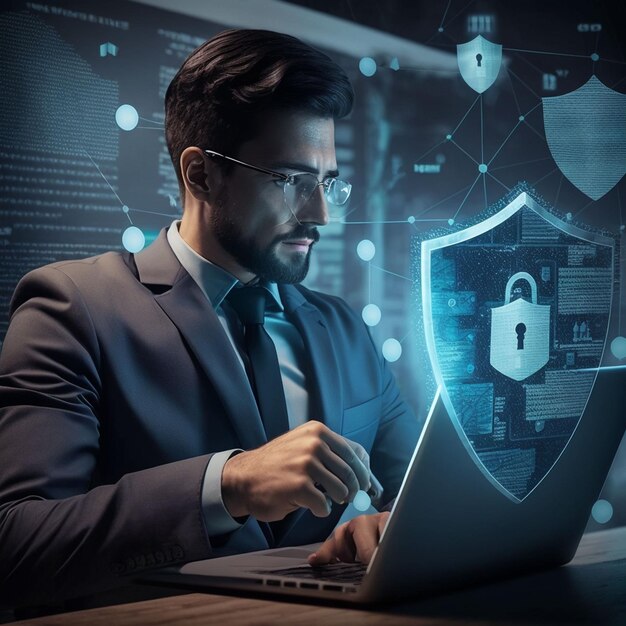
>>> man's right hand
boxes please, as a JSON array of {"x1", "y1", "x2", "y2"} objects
[{"x1": 221, "y1": 421, "x2": 371, "y2": 522}]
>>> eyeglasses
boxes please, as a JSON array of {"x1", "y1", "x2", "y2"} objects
[{"x1": 204, "y1": 149, "x2": 352, "y2": 222}]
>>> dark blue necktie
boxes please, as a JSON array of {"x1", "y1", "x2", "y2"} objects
[{"x1": 226, "y1": 287, "x2": 290, "y2": 441}]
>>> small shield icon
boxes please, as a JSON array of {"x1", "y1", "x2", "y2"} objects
[
  {"x1": 490, "y1": 272, "x2": 551, "y2": 381},
  {"x1": 457, "y1": 35, "x2": 502, "y2": 94},
  {"x1": 543, "y1": 75, "x2": 626, "y2": 200},
  {"x1": 420, "y1": 185, "x2": 616, "y2": 501}
]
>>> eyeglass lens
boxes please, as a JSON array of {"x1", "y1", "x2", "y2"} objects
[{"x1": 283, "y1": 173, "x2": 351, "y2": 219}]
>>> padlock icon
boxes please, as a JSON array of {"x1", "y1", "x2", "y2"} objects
[{"x1": 490, "y1": 272, "x2": 550, "y2": 381}]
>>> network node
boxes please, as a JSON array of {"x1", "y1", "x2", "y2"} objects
[
  {"x1": 448, "y1": 218, "x2": 455, "y2": 226},
  {"x1": 122, "y1": 205, "x2": 129, "y2": 213},
  {"x1": 611, "y1": 336, "x2": 626, "y2": 360},
  {"x1": 122, "y1": 226, "x2": 145, "y2": 253},
  {"x1": 389, "y1": 57, "x2": 400, "y2": 71},
  {"x1": 566, "y1": 212, "x2": 573, "y2": 221},
  {"x1": 590, "y1": 53, "x2": 600, "y2": 62},
  {"x1": 446, "y1": 134, "x2": 452, "y2": 141},
  {"x1": 591, "y1": 499, "x2": 613, "y2": 524},
  {"x1": 352, "y1": 490, "x2": 371, "y2": 512},
  {"x1": 438, "y1": 27, "x2": 444, "y2": 33},
  {"x1": 466, "y1": 363, "x2": 475, "y2": 374},
  {"x1": 407, "y1": 215, "x2": 416, "y2": 224},
  {"x1": 519, "y1": 115, "x2": 525, "y2": 122},
  {"x1": 362, "y1": 304, "x2": 382, "y2": 327},
  {"x1": 478, "y1": 163, "x2": 488, "y2": 174},
  {"x1": 621, "y1": 224, "x2": 625, "y2": 232},
  {"x1": 382, "y1": 338, "x2": 402, "y2": 362},
  {"x1": 115, "y1": 104, "x2": 139, "y2": 131},
  {"x1": 359, "y1": 57, "x2": 377, "y2": 77},
  {"x1": 356, "y1": 239, "x2": 376, "y2": 261}
]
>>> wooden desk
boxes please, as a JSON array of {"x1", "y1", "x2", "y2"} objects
[{"x1": 15, "y1": 527, "x2": 626, "y2": 625}]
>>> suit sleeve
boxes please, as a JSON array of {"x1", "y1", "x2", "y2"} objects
[{"x1": 0, "y1": 267, "x2": 213, "y2": 608}]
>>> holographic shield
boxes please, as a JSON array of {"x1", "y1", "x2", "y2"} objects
[
  {"x1": 457, "y1": 35, "x2": 502, "y2": 94},
  {"x1": 421, "y1": 189, "x2": 615, "y2": 501},
  {"x1": 543, "y1": 75, "x2": 626, "y2": 200}
]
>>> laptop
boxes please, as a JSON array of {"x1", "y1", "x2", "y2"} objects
[{"x1": 141, "y1": 367, "x2": 625, "y2": 604}]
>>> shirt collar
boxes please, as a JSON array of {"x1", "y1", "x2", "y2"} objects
[{"x1": 166, "y1": 220, "x2": 283, "y2": 311}]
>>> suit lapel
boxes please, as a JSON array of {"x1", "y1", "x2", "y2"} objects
[{"x1": 134, "y1": 230, "x2": 267, "y2": 450}]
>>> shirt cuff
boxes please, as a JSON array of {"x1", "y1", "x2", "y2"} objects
[{"x1": 201, "y1": 449, "x2": 246, "y2": 536}]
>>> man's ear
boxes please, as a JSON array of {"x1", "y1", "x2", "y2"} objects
[{"x1": 180, "y1": 147, "x2": 221, "y2": 203}]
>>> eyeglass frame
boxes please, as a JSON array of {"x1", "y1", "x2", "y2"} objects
[{"x1": 203, "y1": 149, "x2": 351, "y2": 221}]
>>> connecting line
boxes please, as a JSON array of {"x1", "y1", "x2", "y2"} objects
[
  {"x1": 370, "y1": 264, "x2": 414, "y2": 283},
  {"x1": 506, "y1": 67, "x2": 539, "y2": 99},
  {"x1": 487, "y1": 119, "x2": 521, "y2": 166},
  {"x1": 129, "y1": 207, "x2": 181, "y2": 218},
  {"x1": 486, "y1": 170, "x2": 511, "y2": 192},
  {"x1": 480, "y1": 95, "x2": 484, "y2": 165},
  {"x1": 139, "y1": 117, "x2": 163, "y2": 125},
  {"x1": 136, "y1": 126, "x2": 165, "y2": 130},
  {"x1": 573, "y1": 196, "x2": 596, "y2": 218},
  {"x1": 413, "y1": 140, "x2": 446, "y2": 165},
  {"x1": 82, "y1": 149, "x2": 132, "y2": 225},
  {"x1": 342, "y1": 220, "x2": 413, "y2": 225},
  {"x1": 531, "y1": 166, "x2": 560, "y2": 187},
  {"x1": 450, "y1": 138, "x2": 479, "y2": 165},
  {"x1": 451, "y1": 94, "x2": 481, "y2": 136},
  {"x1": 503, "y1": 47, "x2": 592, "y2": 59},
  {"x1": 505, "y1": 68, "x2": 522, "y2": 116},
  {"x1": 554, "y1": 173, "x2": 564, "y2": 208},
  {"x1": 521, "y1": 117, "x2": 547, "y2": 143},
  {"x1": 452, "y1": 173, "x2": 481, "y2": 221},
  {"x1": 483, "y1": 172, "x2": 488, "y2": 209},
  {"x1": 437, "y1": 0, "x2": 452, "y2": 31},
  {"x1": 491, "y1": 156, "x2": 553, "y2": 172},
  {"x1": 416, "y1": 181, "x2": 477, "y2": 217}
]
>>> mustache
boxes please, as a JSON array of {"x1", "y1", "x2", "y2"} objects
[{"x1": 276, "y1": 226, "x2": 320, "y2": 244}]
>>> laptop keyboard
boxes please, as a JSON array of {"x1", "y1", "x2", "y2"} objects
[{"x1": 255, "y1": 561, "x2": 367, "y2": 585}]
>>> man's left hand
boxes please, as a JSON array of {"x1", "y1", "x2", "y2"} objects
[{"x1": 307, "y1": 511, "x2": 390, "y2": 566}]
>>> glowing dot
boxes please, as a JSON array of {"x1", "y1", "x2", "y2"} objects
[
  {"x1": 448, "y1": 298, "x2": 456, "y2": 308},
  {"x1": 436, "y1": 153, "x2": 446, "y2": 164},
  {"x1": 122, "y1": 226, "x2": 145, "y2": 253},
  {"x1": 535, "y1": 420, "x2": 545, "y2": 433},
  {"x1": 382, "y1": 338, "x2": 402, "y2": 362},
  {"x1": 389, "y1": 57, "x2": 400, "y2": 71},
  {"x1": 566, "y1": 212, "x2": 573, "y2": 221},
  {"x1": 115, "y1": 104, "x2": 139, "y2": 131},
  {"x1": 478, "y1": 163, "x2": 488, "y2": 173},
  {"x1": 519, "y1": 115, "x2": 525, "y2": 122},
  {"x1": 591, "y1": 499, "x2": 613, "y2": 524},
  {"x1": 438, "y1": 27, "x2": 444, "y2": 32},
  {"x1": 362, "y1": 304, "x2": 382, "y2": 327},
  {"x1": 448, "y1": 218, "x2": 455, "y2": 226},
  {"x1": 357, "y1": 239, "x2": 375, "y2": 261},
  {"x1": 359, "y1": 57, "x2": 377, "y2": 77},
  {"x1": 446, "y1": 134, "x2": 452, "y2": 141},
  {"x1": 591, "y1": 53, "x2": 600, "y2": 62},
  {"x1": 122, "y1": 204, "x2": 129, "y2": 213},
  {"x1": 620, "y1": 224, "x2": 625, "y2": 232},
  {"x1": 353, "y1": 490, "x2": 371, "y2": 512},
  {"x1": 407, "y1": 215, "x2": 416, "y2": 224},
  {"x1": 466, "y1": 363, "x2": 475, "y2": 374}
]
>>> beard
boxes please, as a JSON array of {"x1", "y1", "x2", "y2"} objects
[{"x1": 211, "y1": 191, "x2": 320, "y2": 284}]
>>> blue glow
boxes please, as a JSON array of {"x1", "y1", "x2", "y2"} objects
[
  {"x1": 611, "y1": 336, "x2": 626, "y2": 360},
  {"x1": 389, "y1": 57, "x2": 400, "y2": 71},
  {"x1": 359, "y1": 57, "x2": 377, "y2": 77},
  {"x1": 352, "y1": 490, "x2": 371, "y2": 512},
  {"x1": 382, "y1": 338, "x2": 402, "y2": 362},
  {"x1": 115, "y1": 104, "x2": 139, "y2": 131},
  {"x1": 519, "y1": 115, "x2": 525, "y2": 121},
  {"x1": 122, "y1": 204, "x2": 129, "y2": 213},
  {"x1": 446, "y1": 134, "x2": 452, "y2": 140},
  {"x1": 357, "y1": 239, "x2": 376, "y2": 261},
  {"x1": 408, "y1": 215, "x2": 416, "y2": 224},
  {"x1": 122, "y1": 226, "x2": 145, "y2": 253},
  {"x1": 478, "y1": 163, "x2": 488, "y2": 173},
  {"x1": 436, "y1": 153, "x2": 446, "y2": 164},
  {"x1": 591, "y1": 53, "x2": 600, "y2": 62},
  {"x1": 591, "y1": 499, "x2": 613, "y2": 524},
  {"x1": 448, "y1": 218, "x2": 455, "y2": 226},
  {"x1": 362, "y1": 303, "x2": 382, "y2": 327}
]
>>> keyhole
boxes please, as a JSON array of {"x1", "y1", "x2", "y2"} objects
[
  {"x1": 516, "y1": 323, "x2": 527, "y2": 350},
  {"x1": 476, "y1": 53, "x2": 483, "y2": 67}
]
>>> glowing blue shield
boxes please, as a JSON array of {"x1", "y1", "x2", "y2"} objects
[
  {"x1": 457, "y1": 35, "x2": 502, "y2": 94},
  {"x1": 543, "y1": 75, "x2": 626, "y2": 200},
  {"x1": 420, "y1": 187, "x2": 615, "y2": 501}
]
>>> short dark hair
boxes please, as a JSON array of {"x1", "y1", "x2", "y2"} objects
[{"x1": 165, "y1": 29, "x2": 354, "y2": 205}]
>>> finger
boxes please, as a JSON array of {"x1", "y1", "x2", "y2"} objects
[
  {"x1": 320, "y1": 430, "x2": 371, "y2": 492},
  {"x1": 344, "y1": 437, "x2": 371, "y2": 471},
  {"x1": 309, "y1": 460, "x2": 350, "y2": 504},
  {"x1": 292, "y1": 481, "x2": 332, "y2": 518},
  {"x1": 308, "y1": 522, "x2": 356, "y2": 565},
  {"x1": 352, "y1": 516, "x2": 380, "y2": 564},
  {"x1": 317, "y1": 443, "x2": 361, "y2": 501}
]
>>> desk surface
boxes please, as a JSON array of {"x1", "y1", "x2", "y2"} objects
[{"x1": 16, "y1": 526, "x2": 626, "y2": 626}]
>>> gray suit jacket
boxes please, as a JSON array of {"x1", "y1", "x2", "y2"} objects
[{"x1": 0, "y1": 230, "x2": 419, "y2": 608}]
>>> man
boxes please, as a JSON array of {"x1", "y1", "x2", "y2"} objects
[{"x1": 0, "y1": 29, "x2": 418, "y2": 611}]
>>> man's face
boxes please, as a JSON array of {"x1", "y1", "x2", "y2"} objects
[{"x1": 209, "y1": 110, "x2": 337, "y2": 284}]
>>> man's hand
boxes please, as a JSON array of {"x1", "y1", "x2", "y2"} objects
[
  {"x1": 307, "y1": 512, "x2": 390, "y2": 566},
  {"x1": 221, "y1": 421, "x2": 371, "y2": 522}
]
